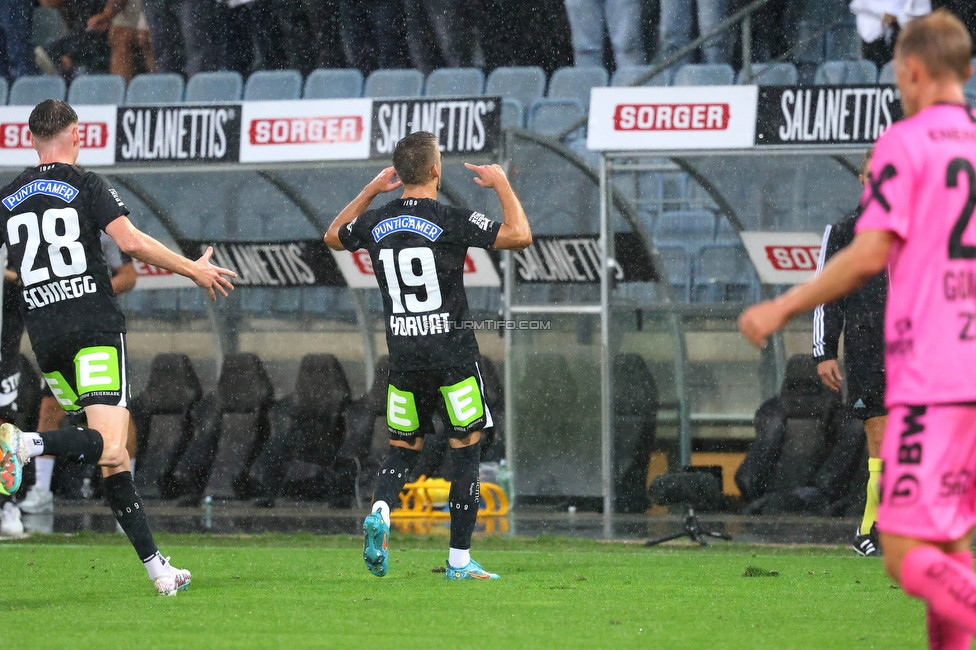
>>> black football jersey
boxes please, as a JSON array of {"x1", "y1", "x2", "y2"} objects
[
  {"x1": 338, "y1": 198, "x2": 500, "y2": 370},
  {"x1": 0, "y1": 163, "x2": 127, "y2": 345}
]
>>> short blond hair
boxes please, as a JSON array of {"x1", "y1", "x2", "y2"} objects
[{"x1": 895, "y1": 9, "x2": 973, "y2": 82}]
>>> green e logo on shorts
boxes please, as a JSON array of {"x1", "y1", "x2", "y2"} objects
[
  {"x1": 440, "y1": 376, "x2": 484, "y2": 427},
  {"x1": 42, "y1": 372, "x2": 81, "y2": 412},
  {"x1": 388, "y1": 385, "x2": 420, "y2": 432},
  {"x1": 75, "y1": 346, "x2": 121, "y2": 395}
]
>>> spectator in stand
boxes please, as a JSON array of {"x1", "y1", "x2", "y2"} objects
[
  {"x1": 223, "y1": 0, "x2": 288, "y2": 75},
  {"x1": 403, "y1": 0, "x2": 478, "y2": 74},
  {"x1": 850, "y1": 0, "x2": 931, "y2": 69},
  {"x1": 339, "y1": 0, "x2": 411, "y2": 76},
  {"x1": 39, "y1": 0, "x2": 111, "y2": 81},
  {"x1": 474, "y1": 0, "x2": 573, "y2": 74},
  {"x1": 275, "y1": 0, "x2": 345, "y2": 74},
  {"x1": 564, "y1": 0, "x2": 646, "y2": 68},
  {"x1": 142, "y1": 0, "x2": 222, "y2": 76},
  {"x1": 659, "y1": 0, "x2": 730, "y2": 64},
  {"x1": 86, "y1": 0, "x2": 156, "y2": 82},
  {"x1": 750, "y1": 0, "x2": 805, "y2": 63},
  {"x1": 0, "y1": 0, "x2": 39, "y2": 81}
]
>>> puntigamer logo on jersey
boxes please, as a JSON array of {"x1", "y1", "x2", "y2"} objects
[
  {"x1": 116, "y1": 105, "x2": 242, "y2": 163},
  {"x1": 371, "y1": 216, "x2": 443, "y2": 242},
  {"x1": 2, "y1": 180, "x2": 79, "y2": 210}
]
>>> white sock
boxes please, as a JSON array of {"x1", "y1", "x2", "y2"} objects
[
  {"x1": 449, "y1": 548, "x2": 470, "y2": 568},
  {"x1": 143, "y1": 552, "x2": 170, "y2": 580},
  {"x1": 129, "y1": 458, "x2": 136, "y2": 478},
  {"x1": 372, "y1": 501, "x2": 391, "y2": 527},
  {"x1": 25, "y1": 433, "x2": 44, "y2": 459},
  {"x1": 33, "y1": 457, "x2": 54, "y2": 492}
]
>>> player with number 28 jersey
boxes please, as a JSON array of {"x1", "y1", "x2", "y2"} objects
[{"x1": 0, "y1": 163, "x2": 126, "y2": 345}]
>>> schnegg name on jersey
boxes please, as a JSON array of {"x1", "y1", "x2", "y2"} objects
[{"x1": 23, "y1": 275, "x2": 98, "y2": 311}]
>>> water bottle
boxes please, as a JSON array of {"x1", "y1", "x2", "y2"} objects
[
  {"x1": 80, "y1": 478, "x2": 93, "y2": 499},
  {"x1": 496, "y1": 460, "x2": 513, "y2": 504},
  {"x1": 202, "y1": 496, "x2": 213, "y2": 530}
]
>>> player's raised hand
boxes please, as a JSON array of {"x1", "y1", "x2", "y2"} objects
[
  {"x1": 193, "y1": 246, "x2": 237, "y2": 301},
  {"x1": 366, "y1": 166, "x2": 402, "y2": 195},
  {"x1": 465, "y1": 163, "x2": 511, "y2": 190},
  {"x1": 739, "y1": 301, "x2": 790, "y2": 348}
]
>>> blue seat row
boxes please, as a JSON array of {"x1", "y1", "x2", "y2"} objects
[{"x1": 618, "y1": 243, "x2": 759, "y2": 304}]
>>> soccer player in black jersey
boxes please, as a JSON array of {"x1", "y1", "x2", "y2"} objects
[
  {"x1": 0, "y1": 100, "x2": 236, "y2": 595},
  {"x1": 813, "y1": 150, "x2": 888, "y2": 558},
  {"x1": 325, "y1": 131, "x2": 531, "y2": 580}
]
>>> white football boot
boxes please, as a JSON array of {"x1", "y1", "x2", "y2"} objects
[
  {"x1": 19, "y1": 484, "x2": 54, "y2": 514},
  {"x1": 153, "y1": 558, "x2": 192, "y2": 596}
]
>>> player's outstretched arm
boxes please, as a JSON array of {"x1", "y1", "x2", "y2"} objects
[
  {"x1": 324, "y1": 166, "x2": 402, "y2": 250},
  {"x1": 464, "y1": 163, "x2": 532, "y2": 251},
  {"x1": 739, "y1": 229, "x2": 894, "y2": 348},
  {"x1": 104, "y1": 216, "x2": 237, "y2": 301}
]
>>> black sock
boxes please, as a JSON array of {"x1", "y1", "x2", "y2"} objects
[
  {"x1": 39, "y1": 426, "x2": 103, "y2": 464},
  {"x1": 373, "y1": 446, "x2": 421, "y2": 507},
  {"x1": 449, "y1": 442, "x2": 481, "y2": 551},
  {"x1": 104, "y1": 472, "x2": 159, "y2": 562}
]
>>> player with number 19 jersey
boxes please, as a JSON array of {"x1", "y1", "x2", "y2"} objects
[
  {"x1": 0, "y1": 163, "x2": 126, "y2": 346},
  {"x1": 857, "y1": 103, "x2": 976, "y2": 541},
  {"x1": 339, "y1": 198, "x2": 500, "y2": 370}
]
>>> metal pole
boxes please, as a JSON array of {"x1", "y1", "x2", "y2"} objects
[
  {"x1": 502, "y1": 129, "x2": 517, "y2": 512},
  {"x1": 741, "y1": 14, "x2": 753, "y2": 84},
  {"x1": 599, "y1": 154, "x2": 614, "y2": 519}
]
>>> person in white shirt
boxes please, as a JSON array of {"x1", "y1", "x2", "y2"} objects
[{"x1": 850, "y1": 0, "x2": 931, "y2": 68}]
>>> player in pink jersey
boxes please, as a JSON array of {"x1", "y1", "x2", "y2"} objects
[{"x1": 740, "y1": 10, "x2": 976, "y2": 649}]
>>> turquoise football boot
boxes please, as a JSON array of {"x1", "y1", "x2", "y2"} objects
[
  {"x1": 363, "y1": 512, "x2": 390, "y2": 577},
  {"x1": 445, "y1": 559, "x2": 499, "y2": 580}
]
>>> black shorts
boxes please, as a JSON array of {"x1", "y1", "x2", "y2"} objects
[
  {"x1": 386, "y1": 361, "x2": 493, "y2": 441},
  {"x1": 847, "y1": 359, "x2": 887, "y2": 420},
  {"x1": 33, "y1": 331, "x2": 130, "y2": 413}
]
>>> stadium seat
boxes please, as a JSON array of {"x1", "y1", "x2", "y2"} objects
[
  {"x1": 693, "y1": 244, "x2": 758, "y2": 303},
  {"x1": 612, "y1": 353, "x2": 659, "y2": 513},
  {"x1": 31, "y1": 7, "x2": 65, "y2": 47},
  {"x1": 501, "y1": 98, "x2": 525, "y2": 128},
  {"x1": 244, "y1": 69, "x2": 303, "y2": 101},
  {"x1": 715, "y1": 219, "x2": 740, "y2": 244},
  {"x1": 364, "y1": 69, "x2": 424, "y2": 98},
  {"x1": 248, "y1": 354, "x2": 352, "y2": 505},
  {"x1": 424, "y1": 67, "x2": 484, "y2": 96},
  {"x1": 125, "y1": 73, "x2": 184, "y2": 104},
  {"x1": 653, "y1": 210, "x2": 716, "y2": 249},
  {"x1": 814, "y1": 61, "x2": 878, "y2": 85},
  {"x1": 826, "y1": 22, "x2": 862, "y2": 61},
  {"x1": 0, "y1": 78, "x2": 7, "y2": 106},
  {"x1": 653, "y1": 245, "x2": 692, "y2": 302},
  {"x1": 528, "y1": 99, "x2": 585, "y2": 141},
  {"x1": 67, "y1": 74, "x2": 125, "y2": 105},
  {"x1": 336, "y1": 356, "x2": 391, "y2": 505},
  {"x1": 9, "y1": 75, "x2": 66, "y2": 105},
  {"x1": 673, "y1": 64, "x2": 735, "y2": 87},
  {"x1": 611, "y1": 65, "x2": 670, "y2": 87},
  {"x1": 794, "y1": 20, "x2": 826, "y2": 65},
  {"x1": 736, "y1": 355, "x2": 843, "y2": 512},
  {"x1": 175, "y1": 353, "x2": 275, "y2": 501},
  {"x1": 185, "y1": 71, "x2": 243, "y2": 102},
  {"x1": 303, "y1": 68, "x2": 363, "y2": 99},
  {"x1": 130, "y1": 354, "x2": 203, "y2": 499},
  {"x1": 486, "y1": 66, "x2": 547, "y2": 106},
  {"x1": 737, "y1": 63, "x2": 798, "y2": 86},
  {"x1": 548, "y1": 66, "x2": 608, "y2": 109},
  {"x1": 878, "y1": 60, "x2": 895, "y2": 84}
]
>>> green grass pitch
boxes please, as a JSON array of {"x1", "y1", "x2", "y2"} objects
[{"x1": 1, "y1": 533, "x2": 922, "y2": 649}]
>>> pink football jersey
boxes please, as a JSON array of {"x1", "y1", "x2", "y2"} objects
[{"x1": 856, "y1": 103, "x2": 976, "y2": 406}]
